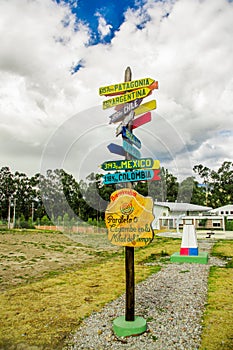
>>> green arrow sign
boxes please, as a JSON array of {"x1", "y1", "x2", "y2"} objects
[{"x1": 100, "y1": 158, "x2": 156, "y2": 171}]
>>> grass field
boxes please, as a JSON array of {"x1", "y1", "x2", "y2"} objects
[
  {"x1": 0, "y1": 229, "x2": 180, "y2": 349},
  {"x1": 1, "y1": 229, "x2": 232, "y2": 350},
  {"x1": 200, "y1": 240, "x2": 233, "y2": 350}
]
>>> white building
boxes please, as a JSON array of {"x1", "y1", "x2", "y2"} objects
[
  {"x1": 152, "y1": 202, "x2": 225, "y2": 230},
  {"x1": 209, "y1": 204, "x2": 233, "y2": 216}
]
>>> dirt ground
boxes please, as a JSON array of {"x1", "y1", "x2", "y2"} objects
[{"x1": 0, "y1": 229, "x2": 121, "y2": 291}]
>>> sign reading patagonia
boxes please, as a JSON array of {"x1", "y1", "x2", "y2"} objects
[
  {"x1": 99, "y1": 78, "x2": 154, "y2": 95},
  {"x1": 105, "y1": 188, "x2": 154, "y2": 247}
]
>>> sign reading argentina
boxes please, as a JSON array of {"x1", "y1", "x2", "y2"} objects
[
  {"x1": 103, "y1": 87, "x2": 151, "y2": 110},
  {"x1": 103, "y1": 169, "x2": 154, "y2": 185}
]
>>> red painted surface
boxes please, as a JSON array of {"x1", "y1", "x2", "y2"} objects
[
  {"x1": 132, "y1": 112, "x2": 151, "y2": 129},
  {"x1": 180, "y1": 248, "x2": 189, "y2": 255}
]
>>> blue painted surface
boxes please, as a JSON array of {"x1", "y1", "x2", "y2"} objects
[
  {"x1": 107, "y1": 143, "x2": 125, "y2": 156},
  {"x1": 189, "y1": 248, "x2": 199, "y2": 256},
  {"x1": 122, "y1": 140, "x2": 141, "y2": 159},
  {"x1": 122, "y1": 127, "x2": 141, "y2": 149}
]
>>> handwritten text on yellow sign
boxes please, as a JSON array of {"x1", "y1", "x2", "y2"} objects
[{"x1": 105, "y1": 188, "x2": 155, "y2": 247}]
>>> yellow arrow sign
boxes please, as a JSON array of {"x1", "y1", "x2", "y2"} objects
[
  {"x1": 103, "y1": 87, "x2": 151, "y2": 110},
  {"x1": 152, "y1": 160, "x2": 160, "y2": 169},
  {"x1": 134, "y1": 99, "x2": 157, "y2": 116},
  {"x1": 99, "y1": 78, "x2": 154, "y2": 96}
]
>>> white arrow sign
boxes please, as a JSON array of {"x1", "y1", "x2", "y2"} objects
[{"x1": 116, "y1": 111, "x2": 135, "y2": 136}]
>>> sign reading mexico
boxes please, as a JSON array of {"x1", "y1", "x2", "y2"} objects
[{"x1": 105, "y1": 188, "x2": 154, "y2": 247}]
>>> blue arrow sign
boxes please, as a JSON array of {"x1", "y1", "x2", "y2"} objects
[
  {"x1": 107, "y1": 143, "x2": 125, "y2": 156},
  {"x1": 122, "y1": 139, "x2": 141, "y2": 159},
  {"x1": 103, "y1": 169, "x2": 154, "y2": 184},
  {"x1": 122, "y1": 126, "x2": 141, "y2": 149}
]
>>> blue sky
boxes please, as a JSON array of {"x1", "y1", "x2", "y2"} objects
[
  {"x1": 58, "y1": 0, "x2": 145, "y2": 45},
  {"x1": 0, "y1": 0, "x2": 232, "y2": 182}
]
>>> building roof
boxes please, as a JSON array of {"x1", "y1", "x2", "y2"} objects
[
  {"x1": 154, "y1": 202, "x2": 212, "y2": 212},
  {"x1": 209, "y1": 204, "x2": 233, "y2": 212}
]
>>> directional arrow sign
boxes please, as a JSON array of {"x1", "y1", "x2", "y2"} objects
[
  {"x1": 100, "y1": 158, "x2": 158, "y2": 171},
  {"x1": 151, "y1": 169, "x2": 161, "y2": 181},
  {"x1": 109, "y1": 99, "x2": 142, "y2": 124},
  {"x1": 115, "y1": 114, "x2": 133, "y2": 136},
  {"x1": 99, "y1": 78, "x2": 155, "y2": 96},
  {"x1": 103, "y1": 87, "x2": 151, "y2": 110},
  {"x1": 132, "y1": 112, "x2": 152, "y2": 129},
  {"x1": 103, "y1": 169, "x2": 154, "y2": 185},
  {"x1": 134, "y1": 100, "x2": 156, "y2": 117},
  {"x1": 122, "y1": 126, "x2": 141, "y2": 149},
  {"x1": 107, "y1": 143, "x2": 125, "y2": 156},
  {"x1": 122, "y1": 139, "x2": 141, "y2": 159}
]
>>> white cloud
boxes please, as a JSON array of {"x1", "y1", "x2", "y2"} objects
[
  {"x1": 96, "y1": 12, "x2": 112, "y2": 39},
  {"x1": 0, "y1": 0, "x2": 232, "y2": 180}
]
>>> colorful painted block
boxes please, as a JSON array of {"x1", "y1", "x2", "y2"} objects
[
  {"x1": 180, "y1": 247, "x2": 189, "y2": 256},
  {"x1": 189, "y1": 247, "x2": 199, "y2": 256},
  {"x1": 180, "y1": 225, "x2": 198, "y2": 256}
]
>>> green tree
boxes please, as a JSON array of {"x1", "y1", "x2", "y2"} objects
[
  {"x1": 0, "y1": 167, "x2": 15, "y2": 219},
  {"x1": 193, "y1": 161, "x2": 233, "y2": 207}
]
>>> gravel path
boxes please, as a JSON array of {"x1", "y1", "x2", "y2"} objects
[{"x1": 63, "y1": 241, "x2": 225, "y2": 350}]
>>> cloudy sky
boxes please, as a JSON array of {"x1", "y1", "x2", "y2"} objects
[{"x1": 0, "y1": 0, "x2": 233, "y2": 182}]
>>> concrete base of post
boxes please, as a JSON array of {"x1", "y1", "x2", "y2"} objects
[
  {"x1": 170, "y1": 252, "x2": 208, "y2": 264},
  {"x1": 113, "y1": 316, "x2": 147, "y2": 337}
]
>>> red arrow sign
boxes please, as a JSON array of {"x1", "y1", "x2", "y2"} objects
[
  {"x1": 132, "y1": 112, "x2": 152, "y2": 129},
  {"x1": 151, "y1": 169, "x2": 161, "y2": 181}
]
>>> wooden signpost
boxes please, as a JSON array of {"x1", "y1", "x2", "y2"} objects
[{"x1": 99, "y1": 67, "x2": 159, "y2": 337}]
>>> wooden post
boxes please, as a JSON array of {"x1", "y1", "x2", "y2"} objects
[{"x1": 124, "y1": 66, "x2": 135, "y2": 322}]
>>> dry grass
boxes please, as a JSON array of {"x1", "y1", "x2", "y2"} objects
[
  {"x1": 200, "y1": 240, "x2": 233, "y2": 350},
  {"x1": 0, "y1": 230, "x2": 180, "y2": 349}
]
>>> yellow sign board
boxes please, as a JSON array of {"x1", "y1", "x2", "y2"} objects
[
  {"x1": 105, "y1": 188, "x2": 154, "y2": 247},
  {"x1": 99, "y1": 78, "x2": 154, "y2": 96},
  {"x1": 134, "y1": 99, "x2": 157, "y2": 116},
  {"x1": 103, "y1": 88, "x2": 151, "y2": 110},
  {"x1": 152, "y1": 160, "x2": 160, "y2": 169}
]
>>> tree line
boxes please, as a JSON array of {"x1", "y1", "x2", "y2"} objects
[{"x1": 0, "y1": 161, "x2": 232, "y2": 227}]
